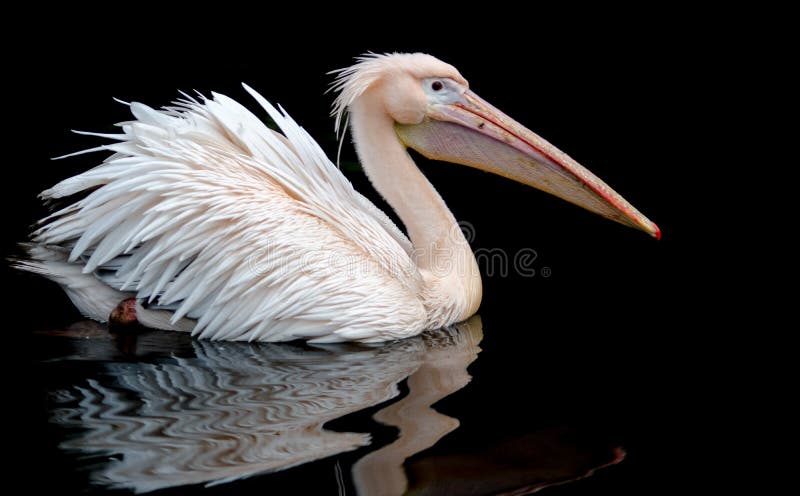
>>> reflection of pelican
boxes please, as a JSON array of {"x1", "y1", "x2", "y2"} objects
[
  {"x1": 352, "y1": 323, "x2": 482, "y2": 495},
  {"x1": 50, "y1": 318, "x2": 483, "y2": 493}
]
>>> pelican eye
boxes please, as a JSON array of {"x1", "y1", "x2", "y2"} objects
[{"x1": 431, "y1": 80, "x2": 444, "y2": 91}]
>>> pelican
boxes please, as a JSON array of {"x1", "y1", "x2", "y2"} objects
[{"x1": 17, "y1": 53, "x2": 659, "y2": 343}]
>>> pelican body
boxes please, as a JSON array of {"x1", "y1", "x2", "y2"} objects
[{"x1": 18, "y1": 53, "x2": 659, "y2": 342}]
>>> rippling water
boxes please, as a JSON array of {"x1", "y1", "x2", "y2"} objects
[{"x1": 29, "y1": 316, "x2": 624, "y2": 495}]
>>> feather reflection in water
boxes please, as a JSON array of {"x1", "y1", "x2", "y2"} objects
[{"x1": 50, "y1": 317, "x2": 483, "y2": 493}]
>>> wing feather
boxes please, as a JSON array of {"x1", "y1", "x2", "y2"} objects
[{"x1": 27, "y1": 86, "x2": 425, "y2": 342}]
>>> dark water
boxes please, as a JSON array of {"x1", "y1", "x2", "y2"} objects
[
  {"x1": 16, "y1": 304, "x2": 684, "y2": 496},
  {"x1": 3, "y1": 21, "x2": 719, "y2": 494}
]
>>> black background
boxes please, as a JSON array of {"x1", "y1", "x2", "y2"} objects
[{"x1": 2, "y1": 7, "x2": 754, "y2": 495}]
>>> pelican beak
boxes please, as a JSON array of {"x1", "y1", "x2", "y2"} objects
[{"x1": 396, "y1": 89, "x2": 660, "y2": 239}]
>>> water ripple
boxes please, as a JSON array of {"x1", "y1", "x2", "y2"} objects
[{"x1": 49, "y1": 318, "x2": 483, "y2": 493}]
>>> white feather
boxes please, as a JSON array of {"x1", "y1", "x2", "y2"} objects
[{"x1": 24, "y1": 86, "x2": 426, "y2": 342}]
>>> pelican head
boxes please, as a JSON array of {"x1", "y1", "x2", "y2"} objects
[{"x1": 333, "y1": 53, "x2": 659, "y2": 238}]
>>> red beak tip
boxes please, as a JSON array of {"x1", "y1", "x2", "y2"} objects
[{"x1": 653, "y1": 225, "x2": 662, "y2": 240}]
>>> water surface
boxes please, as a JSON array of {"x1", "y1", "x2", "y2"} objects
[{"x1": 28, "y1": 316, "x2": 627, "y2": 495}]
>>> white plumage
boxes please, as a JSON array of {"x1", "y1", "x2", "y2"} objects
[
  {"x1": 19, "y1": 53, "x2": 659, "y2": 343},
  {"x1": 26, "y1": 86, "x2": 426, "y2": 342}
]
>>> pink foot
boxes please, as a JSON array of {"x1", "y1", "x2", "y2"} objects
[{"x1": 109, "y1": 298, "x2": 140, "y2": 332}]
